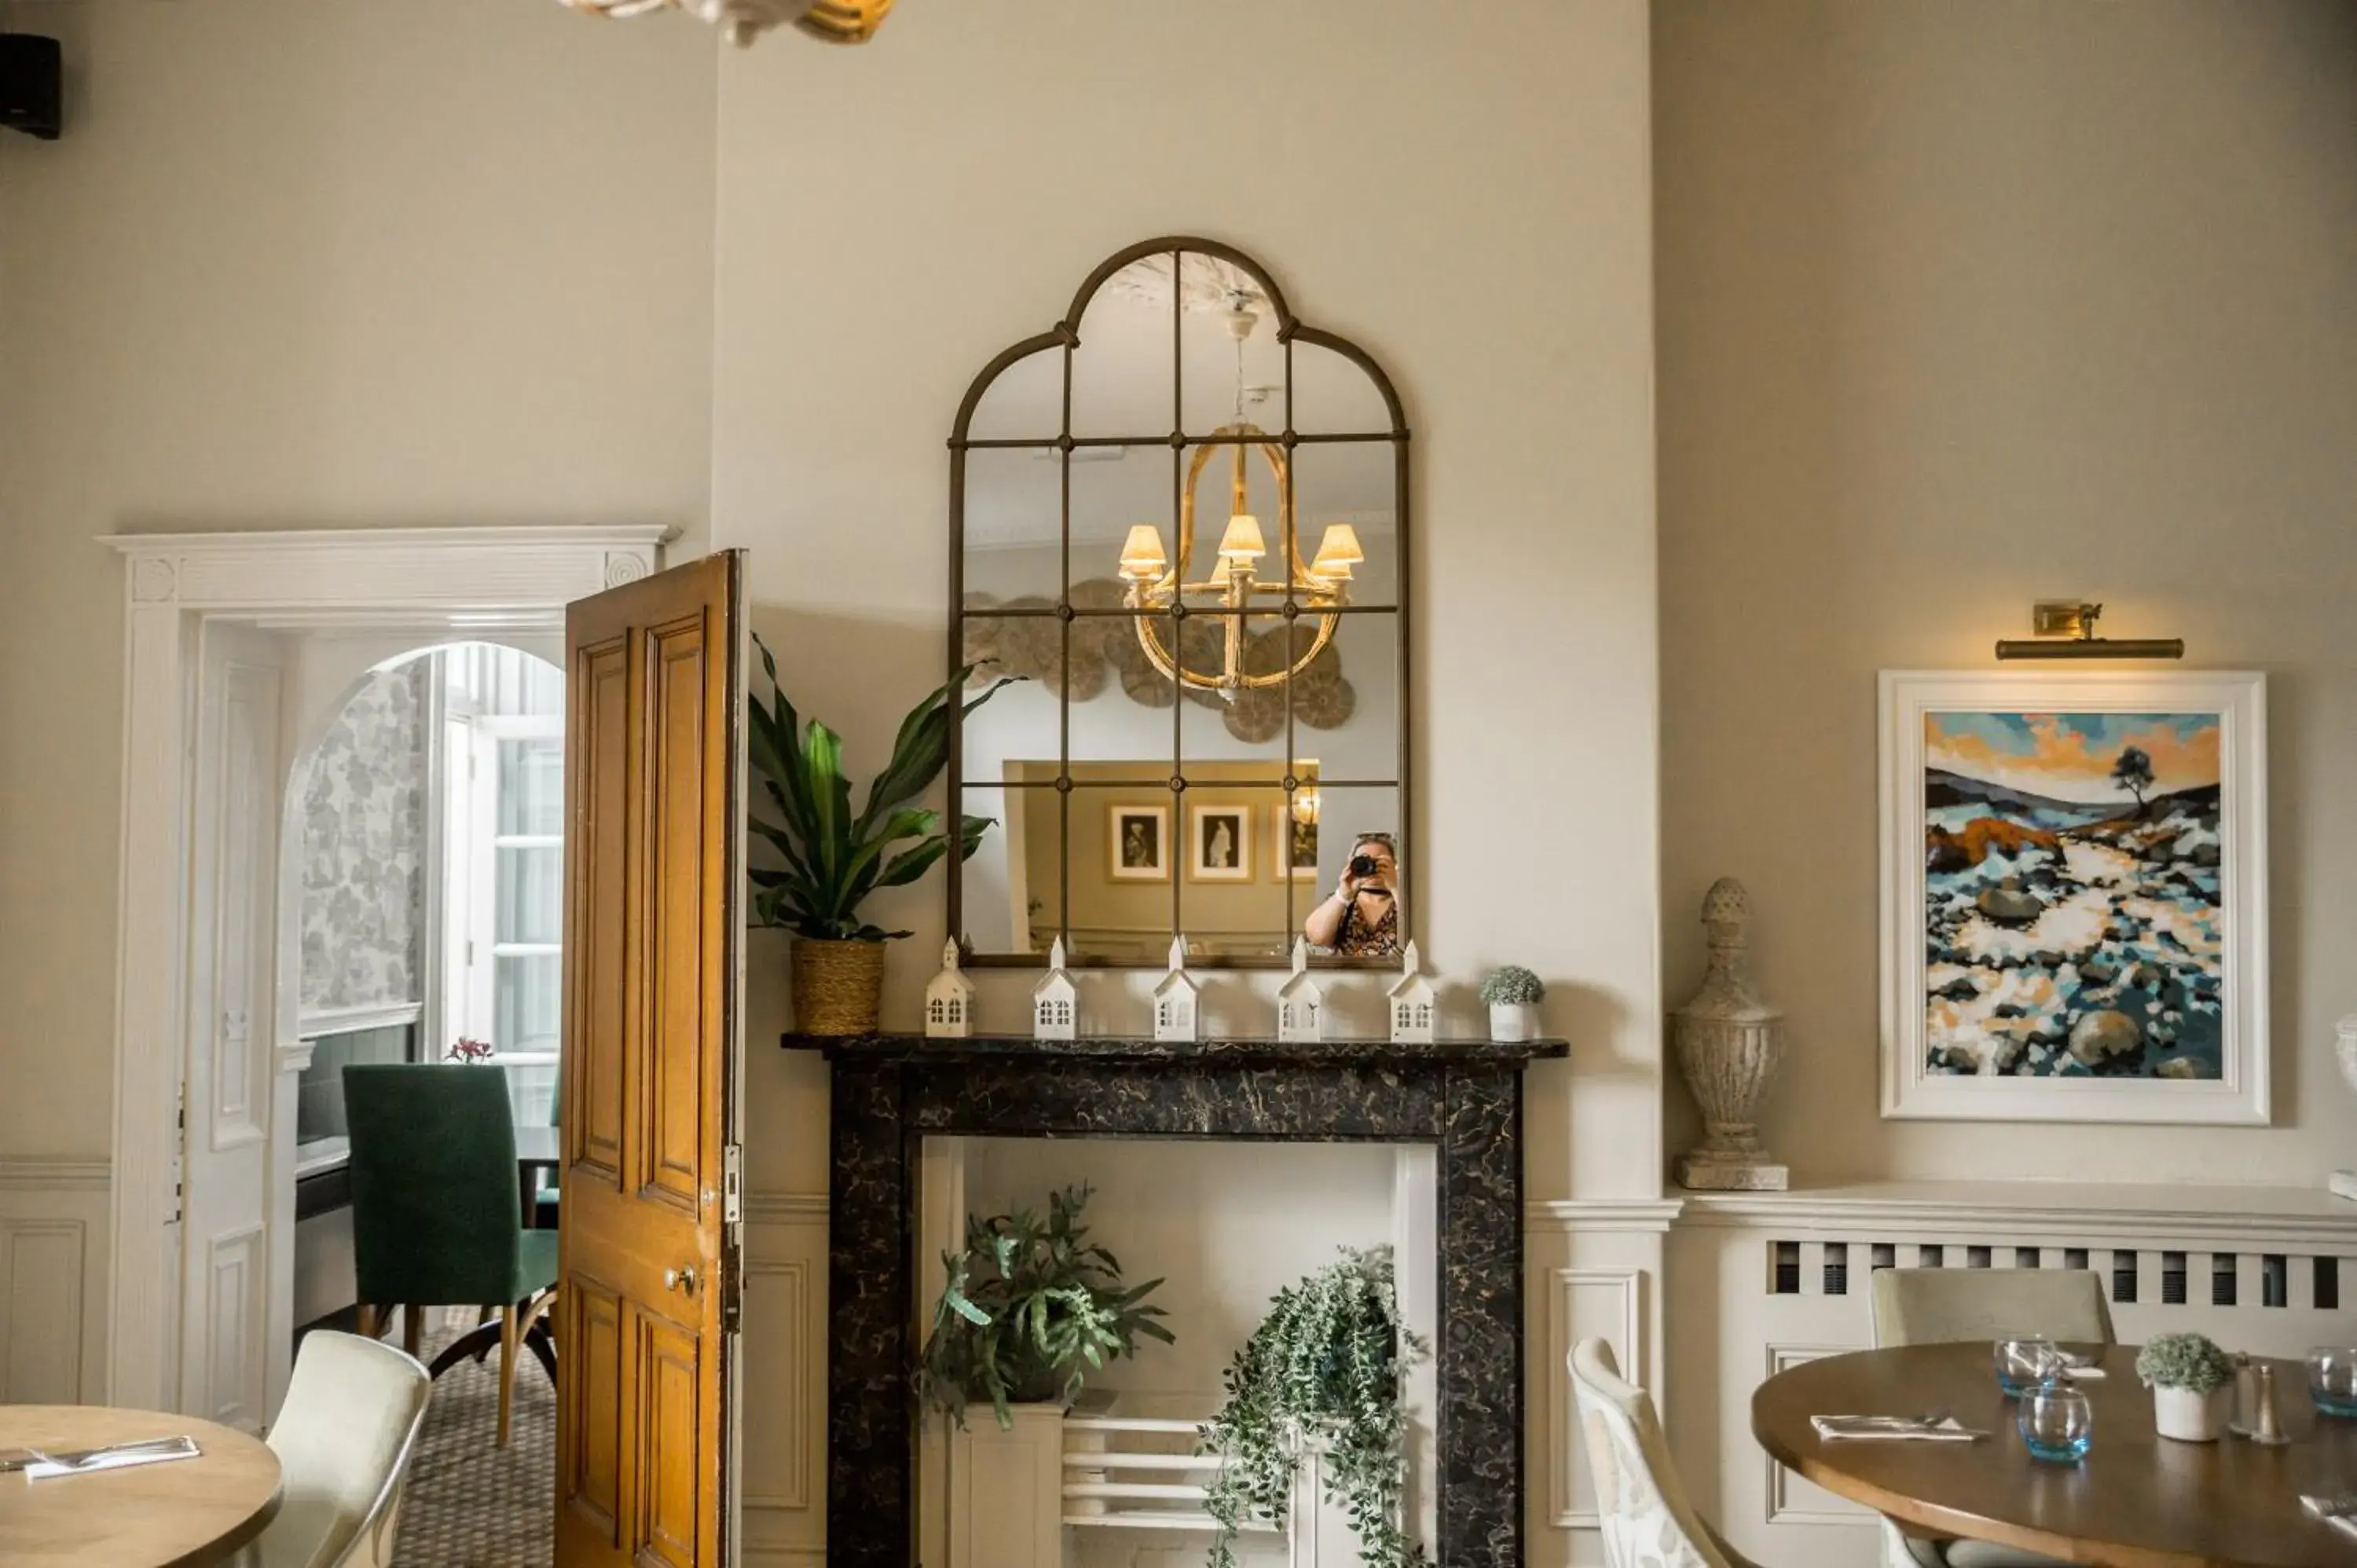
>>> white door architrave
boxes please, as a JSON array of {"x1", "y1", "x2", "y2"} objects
[{"x1": 103, "y1": 525, "x2": 670, "y2": 1412}]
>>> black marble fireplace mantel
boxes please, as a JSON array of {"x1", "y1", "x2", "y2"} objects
[{"x1": 781, "y1": 1030, "x2": 1567, "y2": 1568}]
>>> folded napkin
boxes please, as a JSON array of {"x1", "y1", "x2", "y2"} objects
[
  {"x1": 2301, "y1": 1494, "x2": 2357, "y2": 1540},
  {"x1": 1812, "y1": 1414, "x2": 1985, "y2": 1442},
  {"x1": 2053, "y1": 1349, "x2": 2106, "y2": 1380},
  {"x1": 20, "y1": 1435, "x2": 200, "y2": 1481}
]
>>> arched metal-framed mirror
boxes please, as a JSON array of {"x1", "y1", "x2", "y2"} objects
[{"x1": 948, "y1": 237, "x2": 1410, "y2": 969}]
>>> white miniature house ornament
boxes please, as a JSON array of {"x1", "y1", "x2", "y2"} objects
[
  {"x1": 924, "y1": 940, "x2": 973, "y2": 1039},
  {"x1": 1277, "y1": 939, "x2": 1325, "y2": 1043},
  {"x1": 1671, "y1": 878, "x2": 1789, "y2": 1191},
  {"x1": 1387, "y1": 940, "x2": 1436, "y2": 1045},
  {"x1": 1152, "y1": 936, "x2": 1200, "y2": 1043},
  {"x1": 1032, "y1": 937, "x2": 1078, "y2": 1042}
]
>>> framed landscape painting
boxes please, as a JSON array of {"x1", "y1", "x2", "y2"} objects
[{"x1": 1879, "y1": 671, "x2": 2267, "y2": 1124}]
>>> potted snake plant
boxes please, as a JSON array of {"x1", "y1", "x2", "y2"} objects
[{"x1": 749, "y1": 638, "x2": 1014, "y2": 1034}]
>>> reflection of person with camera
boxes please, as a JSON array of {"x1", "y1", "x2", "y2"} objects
[{"x1": 1303, "y1": 833, "x2": 1402, "y2": 957}]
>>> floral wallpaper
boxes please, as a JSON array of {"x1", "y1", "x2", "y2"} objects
[{"x1": 300, "y1": 660, "x2": 428, "y2": 1013}]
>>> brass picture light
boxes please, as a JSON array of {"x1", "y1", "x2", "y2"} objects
[{"x1": 1994, "y1": 601, "x2": 2184, "y2": 661}]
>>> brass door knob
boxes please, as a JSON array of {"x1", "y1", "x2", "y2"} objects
[{"x1": 663, "y1": 1266, "x2": 699, "y2": 1294}]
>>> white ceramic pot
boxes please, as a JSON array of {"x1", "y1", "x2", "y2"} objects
[
  {"x1": 1489, "y1": 1002, "x2": 1537, "y2": 1042},
  {"x1": 2152, "y1": 1383, "x2": 2231, "y2": 1442}
]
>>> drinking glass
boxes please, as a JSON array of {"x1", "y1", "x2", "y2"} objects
[
  {"x1": 2017, "y1": 1378, "x2": 2093, "y2": 1462},
  {"x1": 1994, "y1": 1335, "x2": 2061, "y2": 1397},
  {"x1": 2308, "y1": 1348, "x2": 2357, "y2": 1416}
]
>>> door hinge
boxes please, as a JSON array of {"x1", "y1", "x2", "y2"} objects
[
  {"x1": 167, "y1": 1088, "x2": 186, "y2": 1225},
  {"x1": 721, "y1": 1142, "x2": 743, "y2": 1224}
]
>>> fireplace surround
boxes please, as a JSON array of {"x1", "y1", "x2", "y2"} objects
[{"x1": 782, "y1": 1031, "x2": 1567, "y2": 1567}]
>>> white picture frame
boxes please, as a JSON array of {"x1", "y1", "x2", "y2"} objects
[
  {"x1": 1879, "y1": 670, "x2": 2267, "y2": 1124},
  {"x1": 1186, "y1": 803, "x2": 1252, "y2": 883},
  {"x1": 1107, "y1": 804, "x2": 1168, "y2": 882}
]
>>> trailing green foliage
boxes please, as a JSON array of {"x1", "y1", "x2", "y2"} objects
[
  {"x1": 1199, "y1": 1247, "x2": 1430, "y2": 1568},
  {"x1": 2136, "y1": 1332, "x2": 2235, "y2": 1394},
  {"x1": 746, "y1": 636, "x2": 1015, "y2": 940},
  {"x1": 1478, "y1": 964, "x2": 1545, "y2": 1006},
  {"x1": 918, "y1": 1185, "x2": 1174, "y2": 1431}
]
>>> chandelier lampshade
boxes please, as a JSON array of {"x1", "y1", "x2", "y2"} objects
[
  {"x1": 1215, "y1": 514, "x2": 1266, "y2": 563},
  {"x1": 1310, "y1": 523, "x2": 1364, "y2": 582},
  {"x1": 1119, "y1": 525, "x2": 1170, "y2": 581}
]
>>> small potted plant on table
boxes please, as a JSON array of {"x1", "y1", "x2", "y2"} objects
[
  {"x1": 2137, "y1": 1332, "x2": 2236, "y2": 1442},
  {"x1": 1478, "y1": 965, "x2": 1545, "y2": 1042}
]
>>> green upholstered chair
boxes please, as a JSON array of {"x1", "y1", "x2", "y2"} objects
[
  {"x1": 343, "y1": 1064, "x2": 558, "y2": 1447},
  {"x1": 1868, "y1": 1268, "x2": 2113, "y2": 1568},
  {"x1": 533, "y1": 1072, "x2": 562, "y2": 1230}
]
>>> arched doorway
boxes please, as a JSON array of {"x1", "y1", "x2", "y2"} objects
[{"x1": 283, "y1": 640, "x2": 566, "y2": 1353}]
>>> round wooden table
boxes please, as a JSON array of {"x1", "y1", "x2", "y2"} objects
[
  {"x1": 0, "y1": 1407, "x2": 281, "y2": 1568},
  {"x1": 1754, "y1": 1343, "x2": 2357, "y2": 1568}
]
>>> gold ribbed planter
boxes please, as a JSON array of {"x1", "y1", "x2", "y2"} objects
[{"x1": 790, "y1": 938, "x2": 887, "y2": 1035}]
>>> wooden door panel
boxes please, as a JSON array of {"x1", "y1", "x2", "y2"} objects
[
  {"x1": 574, "y1": 635, "x2": 632, "y2": 1182},
  {"x1": 644, "y1": 614, "x2": 710, "y2": 1211},
  {"x1": 633, "y1": 1308, "x2": 703, "y2": 1568},
  {"x1": 562, "y1": 1279, "x2": 625, "y2": 1541},
  {"x1": 558, "y1": 553, "x2": 742, "y2": 1568}
]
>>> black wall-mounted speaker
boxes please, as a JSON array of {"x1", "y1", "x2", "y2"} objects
[{"x1": 1, "y1": 34, "x2": 61, "y2": 141}]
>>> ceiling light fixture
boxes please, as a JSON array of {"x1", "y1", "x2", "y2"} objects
[
  {"x1": 1993, "y1": 601, "x2": 2184, "y2": 661},
  {"x1": 1115, "y1": 295, "x2": 1362, "y2": 704},
  {"x1": 560, "y1": 0, "x2": 892, "y2": 48}
]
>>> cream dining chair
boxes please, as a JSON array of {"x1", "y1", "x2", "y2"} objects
[
  {"x1": 237, "y1": 1330, "x2": 433, "y2": 1568},
  {"x1": 1868, "y1": 1267, "x2": 2112, "y2": 1568},
  {"x1": 1569, "y1": 1338, "x2": 1772, "y2": 1568}
]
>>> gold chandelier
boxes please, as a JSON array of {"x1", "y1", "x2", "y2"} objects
[
  {"x1": 1114, "y1": 307, "x2": 1363, "y2": 703},
  {"x1": 561, "y1": 0, "x2": 892, "y2": 47}
]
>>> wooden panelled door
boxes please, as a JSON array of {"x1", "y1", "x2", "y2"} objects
[{"x1": 556, "y1": 552, "x2": 746, "y2": 1568}]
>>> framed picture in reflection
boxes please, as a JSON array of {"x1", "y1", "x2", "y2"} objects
[
  {"x1": 1274, "y1": 802, "x2": 1319, "y2": 881},
  {"x1": 1186, "y1": 804, "x2": 1252, "y2": 883},
  {"x1": 1108, "y1": 804, "x2": 1168, "y2": 882}
]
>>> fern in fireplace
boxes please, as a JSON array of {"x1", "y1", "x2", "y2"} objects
[
  {"x1": 1200, "y1": 1246, "x2": 1431, "y2": 1568},
  {"x1": 918, "y1": 1184, "x2": 1174, "y2": 1430}
]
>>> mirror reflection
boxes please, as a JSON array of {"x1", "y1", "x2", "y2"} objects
[{"x1": 952, "y1": 244, "x2": 1407, "y2": 966}]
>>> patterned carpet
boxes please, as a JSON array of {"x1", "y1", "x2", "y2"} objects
[{"x1": 390, "y1": 1320, "x2": 554, "y2": 1568}]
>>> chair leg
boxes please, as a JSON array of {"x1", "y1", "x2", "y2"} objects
[
  {"x1": 402, "y1": 1304, "x2": 423, "y2": 1361},
  {"x1": 496, "y1": 1303, "x2": 520, "y2": 1449},
  {"x1": 356, "y1": 1304, "x2": 379, "y2": 1341},
  {"x1": 472, "y1": 1305, "x2": 498, "y2": 1365}
]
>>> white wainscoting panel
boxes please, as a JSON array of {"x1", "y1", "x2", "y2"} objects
[
  {"x1": 1527, "y1": 1199, "x2": 1678, "y2": 1568},
  {"x1": 1760, "y1": 1346, "x2": 1871, "y2": 1528},
  {"x1": 0, "y1": 1160, "x2": 112, "y2": 1405},
  {"x1": 204, "y1": 1222, "x2": 266, "y2": 1431},
  {"x1": 1668, "y1": 1182, "x2": 2357, "y2": 1568},
  {"x1": 1547, "y1": 1267, "x2": 1644, "y2": 1530},
  {"x1": 742, "y1": 1193, "x2": 827, "y2": 1564}
]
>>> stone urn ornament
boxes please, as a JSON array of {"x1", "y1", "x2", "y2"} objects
[{"x1": 1673, "y1": 878, "x2": 1788, "y2": 1191}]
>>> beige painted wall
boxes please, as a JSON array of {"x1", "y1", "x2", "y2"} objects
[
  {"x1": 1655, "y1": 0, "x2": 2357, "y2": 1185},
  {"x1": 713, "y1": 0, "x2": 1662, "y2": 1203},
  {"x1": 0, "y1": 2, "x2": 718, "y2": 1158}
]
